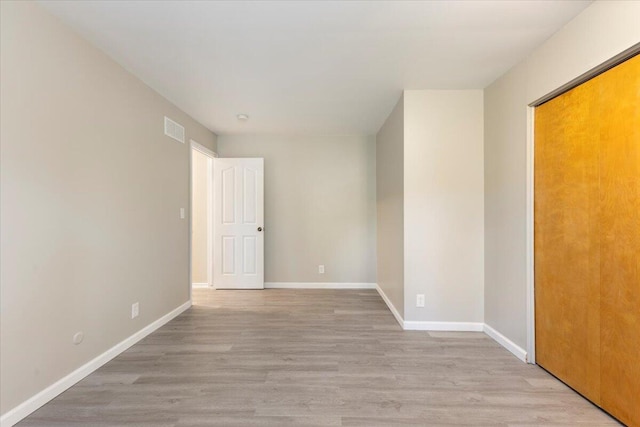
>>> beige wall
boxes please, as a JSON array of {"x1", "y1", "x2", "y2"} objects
[
  {"x1": 484, "y1": 0, "x2": 640, "y2": 348},
  {"x1": 375, "y1": 96, "x2": 405, "y2": 317},
  {"x1": 404, "y1": 90, "x2": 484, "y2": 323},
  {"x1": 191, "y1": 150, "x2": 210, "y2": 284},
  {"x1": 0, "y1": 1, "x2": 217, "y2": 416},
  {"x1": 217, "y1": 135, "x2": 376, "y2": 284}
]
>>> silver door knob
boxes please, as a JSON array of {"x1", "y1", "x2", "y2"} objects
[{"x1": 257, "y1": 227, "x2": 263, "y2": 232}]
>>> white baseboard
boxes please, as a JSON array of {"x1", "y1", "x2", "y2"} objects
[
  {"x1": 264, "y1": 282, "x2": 376, "y2": 289},
  {"x1": 0, "y1": 301, "x2": 192, "y2": 427},
  {"x1": 191, "y1": 282, "x2": 210, "y2": 288},
  {"x1": 375, "y1": 285, "x2": 404, "y2": 328},
  {"x1": 483, "y1": 323, "x2": 528, "y2": 363},
  {"x1": 373, "y1": 287, "x2": 526, "y2": 363},
  {"x1": 375, "y1": 286, "x2": 484, "y2": 332},
  {"x1": 403, "y1": 321, "x2": 484, "y2": 331}
]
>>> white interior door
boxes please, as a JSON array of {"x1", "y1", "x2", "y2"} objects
[{"x1": 213, "y1": 158, "x2": 264, "y2": 289}]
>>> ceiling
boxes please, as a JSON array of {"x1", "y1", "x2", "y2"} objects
[{"x1": 39, "y1": 0, "x2": 592, "y2": 136}]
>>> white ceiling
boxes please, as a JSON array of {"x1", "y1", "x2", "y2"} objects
[{"x1": 39, "y1": 0, "x2": 591, "y2": 136}]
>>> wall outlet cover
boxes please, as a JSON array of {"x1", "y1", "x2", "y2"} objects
[{"x1": 72, "y1": 332, "x2": 84, "y2": 345}]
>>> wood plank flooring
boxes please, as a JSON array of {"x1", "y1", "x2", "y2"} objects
[{"x1": 18, "y1": 289, "x2": 618, "y2": 426}]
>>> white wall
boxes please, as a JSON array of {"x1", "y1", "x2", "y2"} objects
[
  {"x1": 484, "y1": 0, "x2": 640, "y2": 349},
  {"x1": 0, "y1": 1, "x2": 217, "y2": 417},
  {"x1": 376, "y1": 96, "x2": 405, "y2": 317},
  {"x1": 217, "y1": 134, "x2": 376, "y2": 284},
  {"x1": 191, "y1": 149, "x2": 210, "y2": 284},
  {"x1": 404, "y1": 91, "x2": 484, "y2": 323}
]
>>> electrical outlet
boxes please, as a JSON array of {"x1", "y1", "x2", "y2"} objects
[
  {"x1": 131, "y1": 302, "x2": 139, "y2": 319},
  {"x1": 180, "y1": 208, "x2": 185, "y2": 219},
  {"x1": 318, "y1": 265, "x2": 325, "y2": 274},
  {"x1": 416, "y1": 294, "x2": 425, "y2": 308}
]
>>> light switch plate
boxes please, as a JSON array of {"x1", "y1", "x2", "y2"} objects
[{"x1": 131, "y1": 302, "x2": 139, "y2": 319}]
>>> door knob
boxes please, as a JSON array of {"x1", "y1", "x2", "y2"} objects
[{"x1": 257, "y1": 227, "x2": 263, "y2": 232}]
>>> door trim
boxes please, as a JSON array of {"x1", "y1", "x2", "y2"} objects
[
  {"x1": 189, "y1": 140, "x2": 217, "y2": 300},
  {"x1": 525, "y1": 106, "x2": 536, "y2": 364},
  {"x1": 530, "y1": 42, "x2": 640, "y2": 106}
]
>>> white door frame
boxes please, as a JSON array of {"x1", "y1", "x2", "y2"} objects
[
  {"x1": 189, "y1": 140, "x2": 217, "y2": 299},
  {"x1": 525, "y1": 106, "x2": 536, "y2": 364}
]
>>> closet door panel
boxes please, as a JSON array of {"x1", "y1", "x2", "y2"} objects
[
  {"x1": 534, "y1": 77, "x2": 601, "y2": 404},
  {"x1": 598, "y1": 54, "x2": 640, "y2": 427}
]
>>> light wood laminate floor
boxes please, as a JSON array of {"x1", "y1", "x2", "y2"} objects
[{"x1": 19, "y1": 289, "x2": 618, "y2": 426}]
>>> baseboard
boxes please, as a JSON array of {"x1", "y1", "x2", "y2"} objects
[
  {"x1": 0, "y1": 301, "x2": 192, "y2": 427},
  {"x1": 191, "y1": 282, "x2": 210, "y2": 288},
  {"x1": 264, "y1": 282, "x2": 376, "y2": 289},
  {"x1": 375, "y1": 285, "x2": 404, "y2": 328},
  {"x1": 403, "y1": 321, "x2": 484, "y2": 331},
  {"x1": 483, "y1": 323, "x2": 528, "y2": 363},
  {"x1": 374, "y1": 286, "x2": 484, "y2": 332}
]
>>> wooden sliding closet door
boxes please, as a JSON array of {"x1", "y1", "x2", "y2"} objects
[
  {"x1": 598, "y1": 54, "x2": 640, "y2": 426},
  {"x1": 535, "y1": 74, "x2": 602, "y2": 404},
  {"x1": 535, "y1": 54, "x2": 639, "y2": 427}
]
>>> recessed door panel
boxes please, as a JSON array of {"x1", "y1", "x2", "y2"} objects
[
  {"x1": 221, "y1": 236, "x2": 235, "y2": 275},
  {"x1": 222, "y1": 167, "x2": 236, "y2": 224},
  {"x1": 243, "y1": 168, "x2": 257, "y2": 224},
  {"x1": 243, "y1": 236, "x2": 257, "y2": 275}
]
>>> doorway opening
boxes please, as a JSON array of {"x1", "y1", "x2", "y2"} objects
[{"x1": 190, "y1": 140, "x2": 216, "y2": 304}]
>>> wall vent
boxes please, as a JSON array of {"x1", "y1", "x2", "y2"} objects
[{"x1": 164, "y1": 116, "x2": 185, "y2": 143}]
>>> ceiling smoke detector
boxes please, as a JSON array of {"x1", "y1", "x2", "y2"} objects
[{"x1": 237, "y1": 114, "x2": 249, "y2": 121}]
